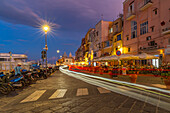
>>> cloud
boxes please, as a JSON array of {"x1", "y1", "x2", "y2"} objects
[
  {"x1": 0, "y1": 0, "x2": 60, "y2": 28},
  {"x1": 17, "y1": 39, "x2": 28, "y2": 42},
  {"x1": 0, "y1": 44, "x2": 5, "y2": 46},
  {"x1": 0, "y1": 0, "x2": 123, "y2": 32}
]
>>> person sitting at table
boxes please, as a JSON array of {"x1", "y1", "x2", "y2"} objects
[{"x1": 104, "y1": 65, "x2": 108, "y2": 73}]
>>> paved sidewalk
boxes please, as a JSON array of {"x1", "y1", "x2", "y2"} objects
[
  {"x1": 69, "y1": 68, "x2": 169, "y2": 90},
  {"x1": 0, "y1": 71, "x2": 169, "y2": 113}
]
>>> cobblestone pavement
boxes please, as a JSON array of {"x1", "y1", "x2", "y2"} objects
[{"x1": 0, "y1": 70, "x2": 169, "y2": 113}]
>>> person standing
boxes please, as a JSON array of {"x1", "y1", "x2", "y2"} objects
[{"x1": 14, "y1": 63, "x2": 22, "y2": 76}]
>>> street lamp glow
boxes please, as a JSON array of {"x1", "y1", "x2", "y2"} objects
[
  {"x1": 43, "y1": 25, "x2": 49, "y2": 33},
  {"x1": 57, "y1": 50, "x2": 60, "y2": 53}
]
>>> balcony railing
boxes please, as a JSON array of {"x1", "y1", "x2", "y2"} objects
[
  {"x1": 126, "y1": 12, "x2": 136, "y2": 20},
  {"x1": 162, "y1": 27, "x2": 170, "y2": 35},
  {"x1": 140, "y1": 0, "x2": 153, "y2": 11}
]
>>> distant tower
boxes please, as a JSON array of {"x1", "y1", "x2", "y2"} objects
[
  {"x1": 63, "y1": 52, "x2": 67, "y2": 58},
  {"x1": 69, "y1": 52, "x2": 72, "y2": 58}
]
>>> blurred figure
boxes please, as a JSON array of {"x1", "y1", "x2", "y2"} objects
[{"x1": 14, "y1": 63, "x2": 22, "y2": 76}]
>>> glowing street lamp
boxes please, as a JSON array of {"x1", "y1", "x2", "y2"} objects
[
  {"x1": 42, "y1": 25, "x2": 50, "y2": 76},
  {"x1": 57, "y1": 50, "x2": 60, "y2": 62},
  {"x1": 43, "y1": 26, "x2": 49, "y2": 33},
  {"x1": 57, "y1": 50, "x2": 60, "y2": 53}
]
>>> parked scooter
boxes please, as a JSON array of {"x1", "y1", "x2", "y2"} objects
[
  {"x1": 0, "y1": 72, "x2": 14, "y2": 94},
  {"x1": 38, "y1": 69, "x2": 47, "y2": 79},
  {"x1": 22, "y1": 70, "x2": 36, "y2": 85},
  {"x1": 5, "y1": 72, "x2": 26, "y2": 89}
]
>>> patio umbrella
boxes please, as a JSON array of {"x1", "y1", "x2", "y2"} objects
[
  {"x1": 135, "y1": 53, "x2": 159, "y2": 59},
  {"x1": 118, "y1": 54, "x2": 139, "y2": 60}
]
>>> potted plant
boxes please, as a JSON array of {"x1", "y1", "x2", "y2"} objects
[
  {"x1": 129, "y1": 71, "x2": 138, "y2": 83},
  {"x1": 161, "y1": 71, "x2": 170, "y2": 89},
  {"x1": 99, "y1": 67, "x2": 103, "y2": 75}
]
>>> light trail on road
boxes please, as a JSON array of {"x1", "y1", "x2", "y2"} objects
[{"x1": 60, "y1": 66, "x2": 170, "y2": 111}]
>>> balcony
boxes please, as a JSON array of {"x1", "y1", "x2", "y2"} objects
[
  {"x1": 140, "y1": 0, "x2": 153, "y2": 11},
  {"x1": 126, "y1": 12, "x2": 136, "y2": 20},
  {"x1": 162, "y1": 27, "x2": 170, "y2": 35}
]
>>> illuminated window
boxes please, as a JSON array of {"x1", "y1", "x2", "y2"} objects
[
  {"x1": 146, "y1": 36, "x2": 151, "y2": 41},
  {"x1": 109, "y1": 28, "x2": 113, "y2": 33}
]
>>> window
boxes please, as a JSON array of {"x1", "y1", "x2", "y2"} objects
[
  {"x1": 115, "y1": 23, "x2": 118, "y2": 32},
  {"x1": 153, "y1": 8, "x2": 158, "y2": 15},
  {"x1": 117, "y1": 34, "x2": 121, "y2": 41},
  {"x1": 150, "y1": 26, "x2": 154, "y2": 32},
  {"x1": 109, "y1": 28, "x2": 113, "y2": 33},
  {"x1": 146, "y1": 36, "x2": 151, "y2": 41},
  {"x1": 128, "y1": 1, "x2": 134, "y2": 13},
  {"x1": 0, "y1": 58, "x2": 5, "y2": 61},
  {"x1": 144, "y1": 0, "x2": 151, "y2": 5},
  {"x1": 96, "y1": 31, "x2": 98, "y2": 36},
  {"x1": 140, "y1": 21, "x2": 148, "y2": 35},
  {"x1": 131, "y1": 21, "x2": 137, "y2": 39},
  {"x1": 114, "y1": 39, "x2": 117, "y2": 42},
  {"x1": 148, "y1": 41, "x2": 155, "y2": 46},
  {"x1": 105, "y1": 41, "x2": 110, "y2": 47},
  {"x1": 127, "y1": 36, "x2": 129, "y2": 40},
  {"x1": 94, "y1": 52, "x2": 97, "y2": 57},
  {"x1": 128, "y1": 48, "x2": 131, "y2": 52}
]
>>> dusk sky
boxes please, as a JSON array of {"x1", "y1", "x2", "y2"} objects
[{"x1": 0, "y1": 0, "x2": 124, "y2": 61}]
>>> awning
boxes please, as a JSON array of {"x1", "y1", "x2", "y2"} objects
[{"x1": 135, "y1": 53, "x2": 159, "y2": 59}]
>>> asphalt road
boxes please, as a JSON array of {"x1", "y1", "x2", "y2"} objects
[{"x1": 0, "y1": 69, "x2": 169, "y2": 113}]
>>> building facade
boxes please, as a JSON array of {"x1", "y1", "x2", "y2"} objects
[
  {"x1": 0, "y1": 53, "x2": 28, "y2": 71},
  {"x1": 108, "y1": 17, "x2": 124, "y2": 55},
  {"x1": 123, "y1": 0, "x2": 170, "y2": 63},
  {"x1": 93, "y1": 20, "x2": 112, "y2": 59}
]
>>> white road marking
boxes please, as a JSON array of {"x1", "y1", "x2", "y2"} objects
[
  {"x1": 76, "y1": 88, "x2": 88, "y2": 96},
  {"x1": 97, "y1": 87, "x2": 111, "y2": 94},
  {"x1": 20, "y1": 90, "x2": 46, "y2": 103},
  {"x1": 117, "y1": 86, "x2": 130, "y2": 92},
  {"x1": 49, "y1": 89, "x2": 67, "y2": 99}
]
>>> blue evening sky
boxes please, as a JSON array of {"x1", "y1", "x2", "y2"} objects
[{"x1": 0, "y1": 0, "x2": 123, "y2": 62}]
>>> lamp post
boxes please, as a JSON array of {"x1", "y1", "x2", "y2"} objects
[
  {"x1": 43, "y1": 25, "x2": 49, "y2": 76},
  {"x1": 57, "y1": 50, "x2": 60, "y2": 65},
  {"x1": 9, "y1": 52, "x2": 12, "y2": 72}
]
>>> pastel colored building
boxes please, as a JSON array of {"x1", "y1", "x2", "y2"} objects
[
  {"x1": 75, "y1": 38, "x2": 85, "y2": 62},
  {"x1": 123, "y1": 0, "x2": 170, "y2": 64},
  {"x1": 84, "y1": 28, "x2": 95, "y2": 63},
  {"x1": 92, "y1": 20, "x2": 112, "y2": 59},
  {"x1": 108, "y1": 17, "x2": 124, "y2": 55}
]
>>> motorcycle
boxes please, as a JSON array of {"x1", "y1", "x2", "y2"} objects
[
  {"x1": 38, "y1": 69, "x2": 47, "y2": 79},
  {"x1": 4, "y1": 72, "x2": 26, "y2": 89},
  {"x1": 0, "y1": 72, "x2": 14, "y2": 94}
]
